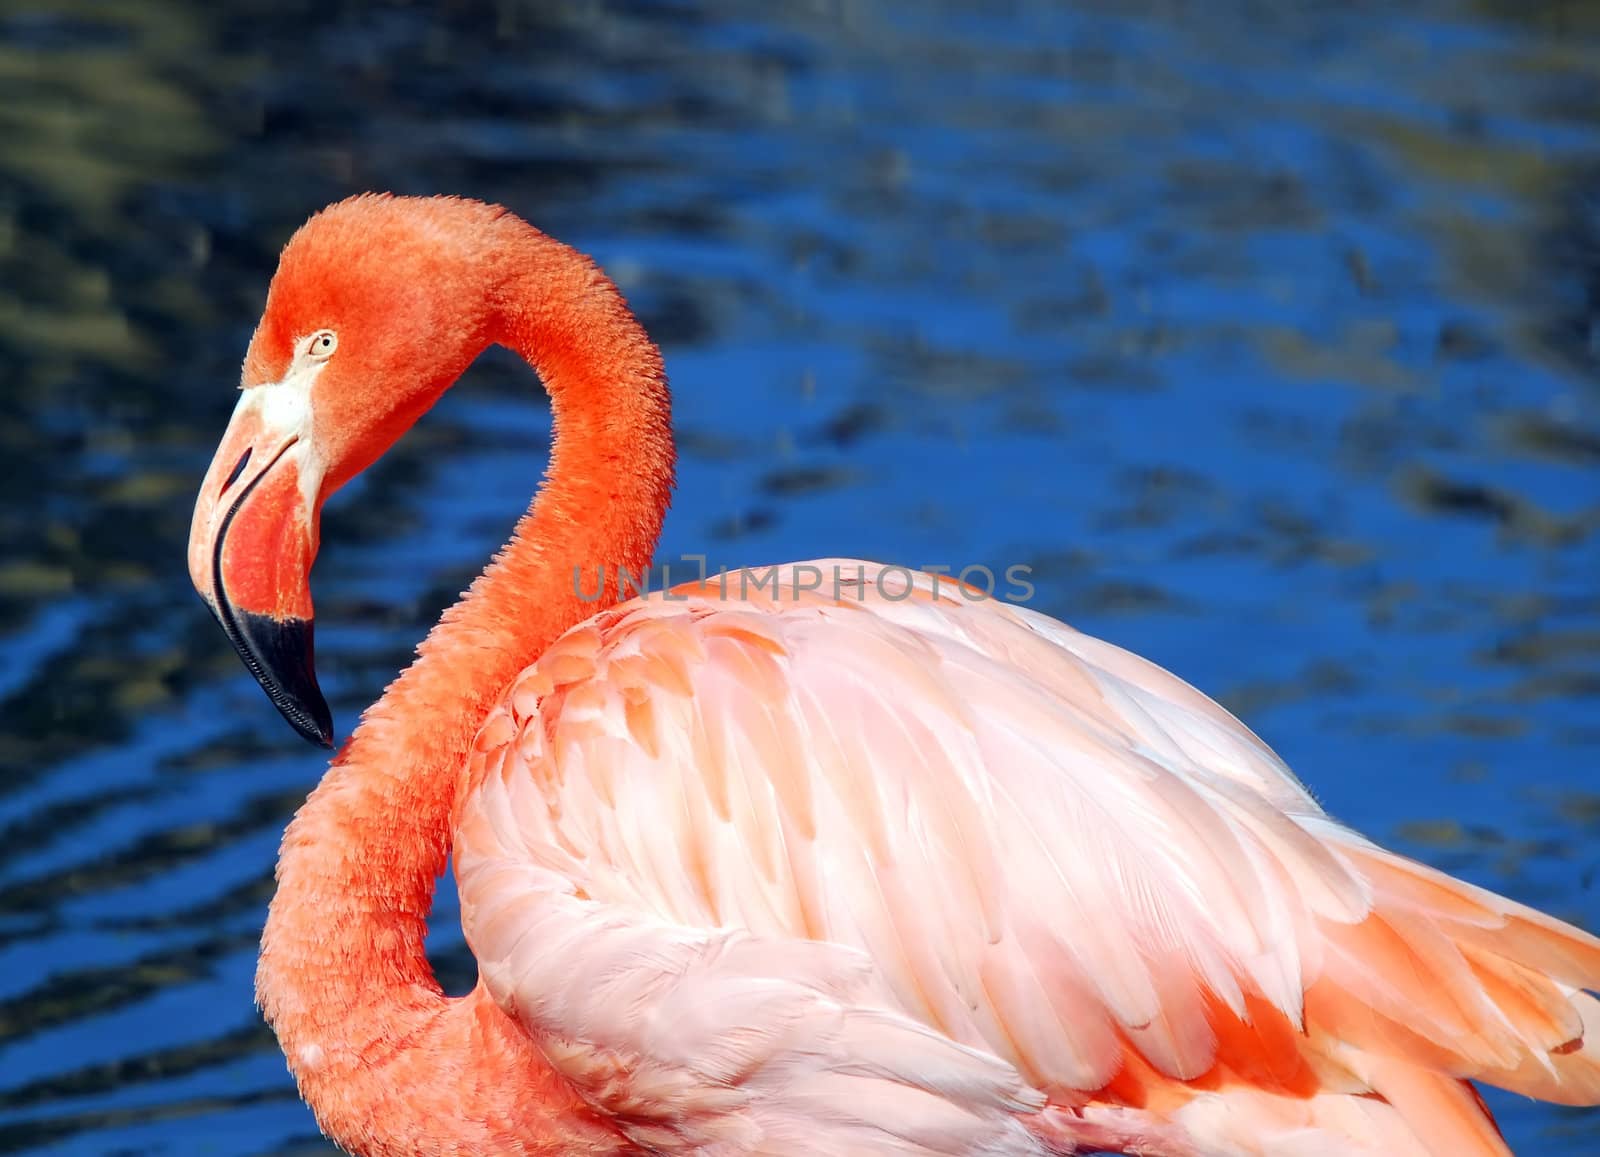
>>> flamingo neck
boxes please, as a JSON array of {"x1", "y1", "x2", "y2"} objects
[{"x1": 256, "y1": 223, "x2": 672, "y2": 1155}]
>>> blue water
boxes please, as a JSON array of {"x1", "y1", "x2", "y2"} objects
[{"x1": 1, "y1": 1, "x2": 1598, "y2": 1152}]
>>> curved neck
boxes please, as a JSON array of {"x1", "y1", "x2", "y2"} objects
[{"x1": 257, "y1": 225, "x2": 671, "y2": 1154}]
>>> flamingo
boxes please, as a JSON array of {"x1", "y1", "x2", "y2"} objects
[{"x1": 187, "y1": 193, "x2": 1600, "y2": 1157}]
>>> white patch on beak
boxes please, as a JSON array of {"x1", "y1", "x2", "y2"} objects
[{"x1": 239, "y1": 355, "x2": 328, "y2": 511}]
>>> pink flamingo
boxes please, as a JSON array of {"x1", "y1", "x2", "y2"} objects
[{"x1": 188, "y1": 194, "x2": 1600, "y2": 1155}]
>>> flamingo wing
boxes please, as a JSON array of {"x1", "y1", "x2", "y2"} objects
[{"x1": 453, "y1": 561, "x2": 1600, "y2": 1156}]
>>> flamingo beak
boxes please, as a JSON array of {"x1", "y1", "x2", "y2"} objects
[{"x1": 190, "y1": 388, "x2": 334, "y2": 748}]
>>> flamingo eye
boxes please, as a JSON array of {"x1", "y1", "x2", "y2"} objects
[{"x1": 307, "y1": 330, "x2": 338, "y2": 360}]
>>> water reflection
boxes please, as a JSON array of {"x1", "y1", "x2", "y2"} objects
[{"x1": 1, "y1": 1, "x2": 1597, "y2": 1153}]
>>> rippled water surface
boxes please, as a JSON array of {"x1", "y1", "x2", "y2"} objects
[{"x1": 3, "y1": 1, "x2": 1599, "y2": 1152}]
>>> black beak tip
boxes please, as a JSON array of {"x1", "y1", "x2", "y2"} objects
[
  {"x1": 279, "y1": 701, "x2": 336, "y2": 749},
  {"x1": 294, "y1": 695, "x2": 337, "y2": 750},
  {"x1": 215, "y1": 602, "x2": 337, "y2": 748},
  {"x1": 240, "y1": 610, "x2": 336, "y2": 748}
]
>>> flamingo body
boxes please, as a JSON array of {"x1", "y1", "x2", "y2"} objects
[
  {"x1": 187, "y1": 196, "x2": 1600, "y2": 1156},
  {"x1": 454, "y1": 561, "x2": 1600, "y2": 1155}
]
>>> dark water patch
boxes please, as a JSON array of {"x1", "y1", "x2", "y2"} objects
[
  {"x1": 707, "y1": 507, "x2": 780, "y2": 541},
  {"x1": 1433, "y1": 711, "x2": 1530, "y2": 740},
  {"x1": 807, "y1": 401, "x2": 891, "y2": 449},
  {"x1": 1482, "y1": 628, "x2": 1600, "y2": 667},
  {"x1": 996, "y1": 400, "x2": 1067, "y2": 437},
  {"x1": 1529, "y1": 160, "x2": 1600, "y2": 378},
  {"x1": 157, "y1": 730, "x2": 305, "y2": 775},
  {"x1": 1028, "y1": 562, "x2": 1193, "y2": 620},
  {"x1": 0, "y1": 1023, "x2": 272, "y2": 1112},
  {"x1": 1257, "y1": 321, "x2": 1413, "y2": 393},
  {"x1": 1497, "y1": 411, "x2": 1600, "y2": 466},
  {"x1": 1505, "y1": 669, "x2": 1600, "y2": 704},
  {"x1": 1399, "y1": 466, "x2": 1600, "y2": 544},
  {"x1": 1094, "y1": 465, "x2": 1220, "y2": 532},
  {"x1": 1072, "y1": 580, "x2": 1191, "y2": 616},
  {"x1": 1163, "y1": 161, "x2": 1323, "y2": 234},
  {"x1": 1434, "y1": 317, "x2": 1497, "y2": 361},
  {"x1": 0, "y1": 786, "x2": 159, "y2": 875},
  {"x1": 1405, "y1": 470, "x2": 1524, "y2": 523},
  {"x1": 256, "y1": 1139, "x2": 338, "y2": 1157},
  {"x1": 1219, "y1": 659, "x2": 1364, "y2": 721},
  {"x1": 0, "y1": 1087, "x2": 299, "y2": 1156},
  {"x1": 868, "y1": 334, "x2": 1039, "y2": 402},
  {"x1": 676, "y1": 427, "x2": 761, "y2": 463},
  {"x1": 98, "y1": 871, "x2": 276, "y2": 936},
  {"x1": 0, "y1": 927, "x2": 258, "y2": 1045},
  {"x1": 759, "y1": 464, "x2": 864, "y2": 497},
  {"x1": 0, "y1": 788, "x2": 301, "y2": 917},
  {"x1": 430, "y1": 944, "x2": 478, "y2": 1001}
]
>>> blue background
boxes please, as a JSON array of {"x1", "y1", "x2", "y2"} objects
[{"x1": 1, "y1": 1, "x2": 1597, "y2": 1152}]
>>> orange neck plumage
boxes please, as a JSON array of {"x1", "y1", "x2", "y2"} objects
[{"x1": 255, "y1": 218, "x2": 672, "y2": 1155}]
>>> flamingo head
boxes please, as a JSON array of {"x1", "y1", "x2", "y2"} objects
[{"x1": 188, "y1": 195, "x2": 508, "y2": 746}]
